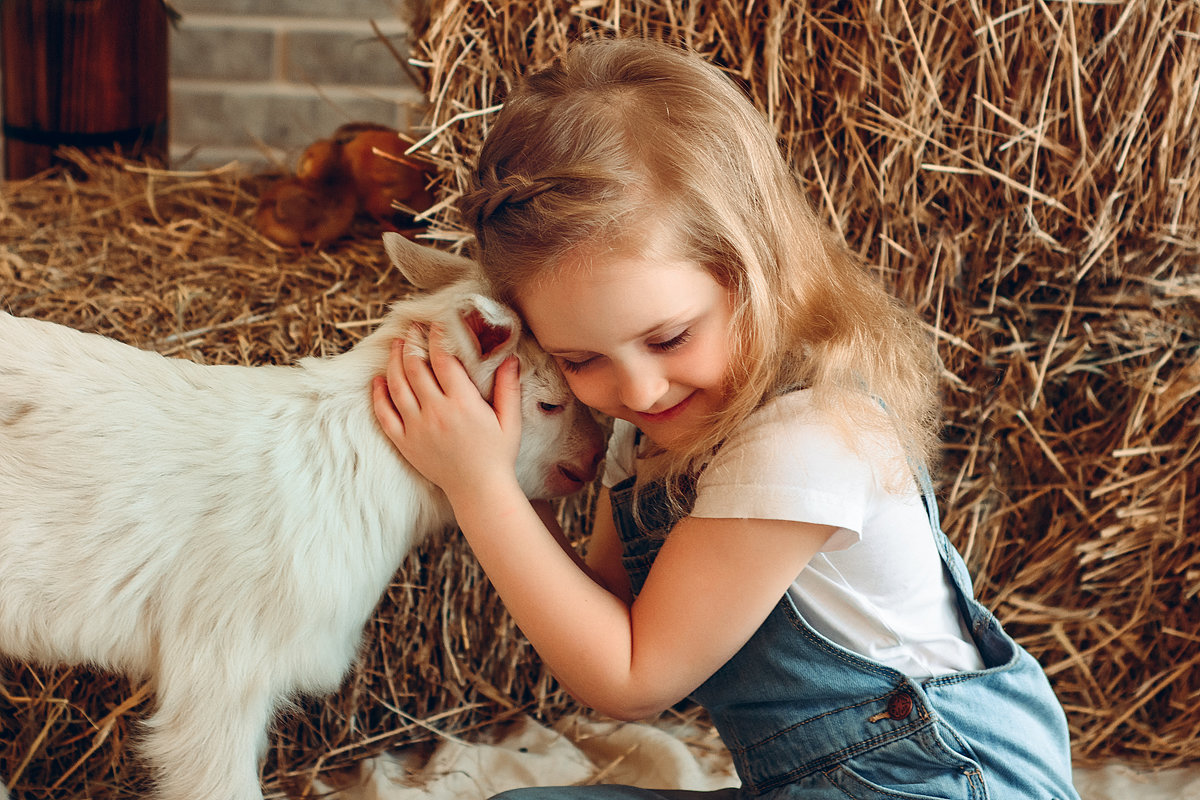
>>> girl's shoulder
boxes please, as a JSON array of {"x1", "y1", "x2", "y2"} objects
[
  {"x1": 715, "y1": 390, "x2": 892, "y2": 460},
  {"x1": 731, "y1": 389, "x2": 913, "y2": 481},
  {"x1": 692, "y1": 391, "x2": 916, "y2": 538},
  {"x1": 700, "y1": 390, "x2": 885, "y2": 488}
]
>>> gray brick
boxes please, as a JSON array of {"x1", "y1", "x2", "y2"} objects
[
  {"x1": 170, "y1": 143, "x2": 278, "y2": 172},
  {"x1": 171, "y1": 0, "x2": 401, "y2": 18},
  {"x1": 282, "y1": 29, "x2": 411, "y2": 86},
  {"x1": 171, "y1": 24, "x2": 275, "y2": 81},
  {"x1": 170, "y1": 88, "x2": 405, "y2": 149}
]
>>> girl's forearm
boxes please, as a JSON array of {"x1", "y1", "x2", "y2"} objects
[
  {"x1": 530, "y1": 499, "x2": 602, "y2": 582},
  {"x1": 448, "y1": 479, "x2": 656, "y2": 719}
]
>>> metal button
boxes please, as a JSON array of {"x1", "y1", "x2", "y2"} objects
[{"x1": 886, "y1": 692, "x2": 914, "y2": 720}]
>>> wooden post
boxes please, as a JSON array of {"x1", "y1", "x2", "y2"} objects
[{"x1": 2, "y1": 0, "x2": 170, "y2": 179}]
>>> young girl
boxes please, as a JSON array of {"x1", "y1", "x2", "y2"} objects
[{"x1": 372, "y1": 37, "x2": 1079, "y2": 800}]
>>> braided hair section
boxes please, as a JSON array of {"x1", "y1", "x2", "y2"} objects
[{"x1": 458, "y1": 175, "x2": 557, "y2": 231}]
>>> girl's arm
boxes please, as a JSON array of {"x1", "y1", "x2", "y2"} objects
[
  {"x1": 536, "y1": 489, "x2": 634, "y2": 604},
  {"x1": 372, "y1": 331, "x2": 835, "y2": 720},
  {"x1": 581, "y1": 487, "x2": 634, "y2": 604},
  {"x1": 455, "y1": 490, "x2": 833, "y2": 720},
  {"x1": 531, "y1": 499, "x2": 601, "y2": 582}
]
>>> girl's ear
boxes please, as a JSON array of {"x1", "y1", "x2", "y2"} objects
[{"x1": 382, "y1": 231, "x2": 476, "y2": 289}]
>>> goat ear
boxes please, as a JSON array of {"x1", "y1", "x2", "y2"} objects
[
  {"x1": 444, "y1": 295, "x2": 519, "y2": 400},
  {"x1": 456, "y1": 294, "x2": 518, "y2": 361},
  {"x1": 462, "y1": 307, "x2": 514, "y2": 360},
  {"x1": 383, "y1": 232, "x2": 476, "y2": 289}
]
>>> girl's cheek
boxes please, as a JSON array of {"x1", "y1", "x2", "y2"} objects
[
  {"x1": 563, "y1": 372, "x2": 608, "y2": 412},
  {"x1": 564, "y1": 374, "x2": 594, "y2": 404},
  {"x1": 707, "y1": 337, "x2": 737, "y2": 386}
]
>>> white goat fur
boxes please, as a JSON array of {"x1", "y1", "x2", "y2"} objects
[{"x1": 0, "y1": 233, "x2": 603, "y2": 800}]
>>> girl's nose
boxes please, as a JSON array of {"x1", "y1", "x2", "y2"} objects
[{"x1": 616, "y1": 365, "x2": 669, "y2": 413}]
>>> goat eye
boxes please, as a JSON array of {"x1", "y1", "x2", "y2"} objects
[{"x1": 538, "y1": 402, "x2": 564, "y2": 414}]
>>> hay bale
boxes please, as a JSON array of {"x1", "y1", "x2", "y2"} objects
[{"x1": 404, "y1": 0, "x2": 1200, "y2": 770}]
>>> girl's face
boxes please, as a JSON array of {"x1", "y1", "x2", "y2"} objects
[{"x1": 516, "y1": 240, "x2": 736, "y2": 450}]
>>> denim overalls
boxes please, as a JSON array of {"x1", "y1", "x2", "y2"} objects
[{"x1": 496, "y1": 467, "x2": 1080, "y2": 800}]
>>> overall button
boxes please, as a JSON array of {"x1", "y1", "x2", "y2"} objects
[{"x1": 886, "y1": 692, "x2": 913, "y2": 720}]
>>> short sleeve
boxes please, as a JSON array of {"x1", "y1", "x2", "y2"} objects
[
  {"x1": 601, "y1": 419, "x2": 640, "y2": 488},
  {"x1": 692, "y1": 392, "x2": 877, "y2": 551}
]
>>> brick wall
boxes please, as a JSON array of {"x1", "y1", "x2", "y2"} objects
[
  {"x1": 169, "y1": 0, "x2": 427, "y2": 172},
  {"x1": 0, "y1": 2, "x2": 427, "y2": 177}
]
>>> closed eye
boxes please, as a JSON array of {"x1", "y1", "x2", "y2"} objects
[
  {"x1": 556, "y1": 356, "x2": 594, "y2": 374},
  {"x1": 650, "y1": 329, "x2": 691, "y2": 352},
  {"x1": 538, "y1": 401, "x2": 565, "y2": 414},
  {"x1": 556, "y1": 330, "x2": 691, "y2": 372}
]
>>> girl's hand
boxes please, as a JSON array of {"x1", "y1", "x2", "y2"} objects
[{"x1": 371, "y1": 325, "x2": 523, "y2": 502}]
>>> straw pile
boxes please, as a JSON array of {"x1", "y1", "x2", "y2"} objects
[
  {"x1": 406, "y1": 0, "x2": 1200, "y2": 770},
  {"x1": 0, "y1": 0, "x2": 1197, "y2": 796}
]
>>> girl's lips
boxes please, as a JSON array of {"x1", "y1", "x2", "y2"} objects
[{"x1": 636, "y1": 391, "x2": 696, "y2": 424}]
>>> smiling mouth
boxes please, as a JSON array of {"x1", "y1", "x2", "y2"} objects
[{"x1": 637, "y1": 392, "x2": 695, "y2": 423}]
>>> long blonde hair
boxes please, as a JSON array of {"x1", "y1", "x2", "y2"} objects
[{"x1": 459, "y1": 37, "x2": 941, "y2": 491}]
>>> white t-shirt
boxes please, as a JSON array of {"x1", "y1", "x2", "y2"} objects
[{"x1": 602, "y1": 391, "x2": 984, "y2": 678}]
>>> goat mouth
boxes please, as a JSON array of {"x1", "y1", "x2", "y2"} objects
[{"x1": 556, "y1": 465, "x2": 585, "y2": 486}]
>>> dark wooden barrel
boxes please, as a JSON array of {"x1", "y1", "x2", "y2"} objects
[{"x1": 2, "y1": 0, "x2": 169, "y2": 179}]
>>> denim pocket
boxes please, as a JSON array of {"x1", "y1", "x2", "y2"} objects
[{"x1": 822, "y1": 724, "x2": 987, "y2": 800}]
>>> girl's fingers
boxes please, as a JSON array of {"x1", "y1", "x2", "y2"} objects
[
  {"x1": 424, "y1": 324, "x2": 475, "y2": 395},
  {"x1": 386, "y1": 325, "x2": 495, "y2": 423},
  {"x1": 400, "y1": 330, "x2": 447, "y2": 399},
  {"x1": 384, "y1": 339, "x2": 421, "y2": 414},
  {"x1": 371, "y1": 375, "x2": 404, "y2": 439},
  {"x1": 492, "y1": 356, "x2": 523, "y2": 432}
]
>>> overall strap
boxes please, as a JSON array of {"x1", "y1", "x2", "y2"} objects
[{"x1": 609, "y1": 476, "x2": 691, "y2": 598}]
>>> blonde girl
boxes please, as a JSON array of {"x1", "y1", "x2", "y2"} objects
[{"x1": 373, "y1": 36, "x2": 1079, "y2": 800}]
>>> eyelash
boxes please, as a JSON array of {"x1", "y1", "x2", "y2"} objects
[
  {"x1": 651, "y1": 330, "x2": 692, "y2": 352},
  {"x1": 558, "y1": 358, "x2": 589, "y2": 374},
  {"x1": 557, "y1": 330, "x2": 692, "y2": 374}
]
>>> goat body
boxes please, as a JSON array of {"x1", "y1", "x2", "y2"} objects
[{"x1": 0, "y1": 235, "x2": 605, "y2": 800}]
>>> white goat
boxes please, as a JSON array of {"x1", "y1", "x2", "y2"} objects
[{"x1": 0, "y1": 233, "x2": 605, "y2": 800}]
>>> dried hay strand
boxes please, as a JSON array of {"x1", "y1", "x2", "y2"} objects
[
  {"x1": 0, "y1": 151, "x2": 582, "y2": 799},
  {"x1": 405, "y1": 0, "x2": 1200, "y2": 769}
]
